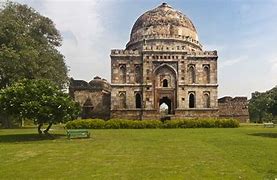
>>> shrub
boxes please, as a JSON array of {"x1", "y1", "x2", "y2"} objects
[{"x1": 65, "y1": 118, "x2": 239, "y2": 129}]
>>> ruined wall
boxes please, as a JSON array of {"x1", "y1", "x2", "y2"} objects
[
  {"x1": 69, "y1": 78, "x2": 111, "y2": 120},
  {"x1": 218, "y1": 96, "x2": 249, "y2": 123}
]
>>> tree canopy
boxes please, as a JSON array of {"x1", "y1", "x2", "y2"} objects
[
  {"x1": 249, "y1": 86, "x2": 277, "y2": 122},
  {"x1": 0, "y1": 2, "x2": 68, "y2": 89},
  {"x1": 0, "y1": 79, "x2": 80, "y2": 134}
]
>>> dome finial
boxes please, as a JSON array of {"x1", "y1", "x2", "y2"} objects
[{"x1": 159, "y1": 2, "x2": 171, "y2": 8}]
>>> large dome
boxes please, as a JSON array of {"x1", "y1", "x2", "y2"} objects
[{"x1": 126, "y1": 3, "x2": 201, "y2": 51}]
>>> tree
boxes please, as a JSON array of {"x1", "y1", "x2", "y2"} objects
[
  {"x1": 249, "y1": 87, "x2": 277, "y2": 122},
  {"x1": 267, "y1": 87, "x2": 277, "y2": 117},
  {"x1": 0, "y1": 79, "x2": 81, "y2": 134},
  {"x1": 0, "y1": 2, "x2": 68, "y2": 89}
]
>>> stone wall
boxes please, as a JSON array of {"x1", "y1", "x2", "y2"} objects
[
  {"x1": 218, "y1": 96, "x2": 249, "y2": 123},
  {"x1": 110, "y1": 45, "x2": 219, "y2": 120},
  {"x1": 69, "y1": 77, "x2": 111, "y2": 120}
]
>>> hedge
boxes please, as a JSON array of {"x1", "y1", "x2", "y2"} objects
[{"x1": 65, "y1": 118, "x2": 239, "y2": 129}]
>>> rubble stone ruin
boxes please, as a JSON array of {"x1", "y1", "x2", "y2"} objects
[{"x1": 69, "y1": 3, "x2": 249, "y2": 122}]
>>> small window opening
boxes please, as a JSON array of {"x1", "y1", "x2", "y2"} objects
[
  {"x1": 163, "y1": 79, "x2": 168, "y2": 87},
  {"x1": 189, "y1": 93, "x2": 195, "y2": 108},
  {"x1": 135, "y1": 93, "x2": 142, "y2": 108}
]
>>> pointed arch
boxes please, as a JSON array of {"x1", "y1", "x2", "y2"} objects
[
  {"x1": 188, "y1": 65, "x2": 196, "y2": 84},
  {"x1": 153, "y1": 63, "x2": 178, "y2": 77},
  {"x1": 203, "y1": 65, "x2": 210, "y2": 84},
  {"x1": 189, "y1": 93, "x2": 195, "y2": 108},
  {"x1": 203, "y1": 93, "x2": 210, "y2": 108},
  {"x1": 119, "y1": 92, "x2": 126, "y2": 109},
  {"x1": 163, "y1": 79, "x2": 168, "y2": 87},
  {"x1": 154, "y1": 63, "x2": 177, "y2": 88}
]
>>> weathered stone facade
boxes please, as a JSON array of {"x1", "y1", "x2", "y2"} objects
[
  {"x1": 69, "y1": 77, "x2": 111, "y2": 119},
  {"x1": 110, "y1": 3, "x2": 218, "y2": 119},
  {"x1": 69, "y1": 3, "x2": 249, "y2": 121},
  {"x1": 218, "y1": 96, "x2": 249, "y2": 123}
]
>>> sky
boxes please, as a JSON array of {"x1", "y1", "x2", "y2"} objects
[{"x1": 6, "y1": 0, "x2": 277, "y2": 98}]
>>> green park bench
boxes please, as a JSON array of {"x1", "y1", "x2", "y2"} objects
[
  {"x1": 66, "y1": 129, "x2": 90, "y2": 139},
  {"x1": 263, "y1": 122, "x2": 275, "y2": 128}
]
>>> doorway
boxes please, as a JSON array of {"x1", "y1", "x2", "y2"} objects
[{"x1": 159, "y1": 97, "x2": 172, "y2": 114}]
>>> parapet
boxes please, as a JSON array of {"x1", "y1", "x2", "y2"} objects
[
  {"x1": 69, "y1": 77, "x2": 111, "y2": 92},
  {"x1": 218, "y1": 96, "x2": 247, "y2": 103}
]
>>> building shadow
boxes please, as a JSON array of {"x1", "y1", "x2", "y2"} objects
[
  {"x1": 249, "y1": 132, "x2": 277, "y2": 138},
  {"x1": 0, "y1": 133, "x2": 66, "y2": 143}
]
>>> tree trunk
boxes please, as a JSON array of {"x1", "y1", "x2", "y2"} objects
[
  {"x1": 38, "y1": 123, "x2": 43, "y2": 134},
  {"x1": 0, "y1": 114, "x2": 11, "y2": 128},
  {"x1": 21, "y1": 118, "x2": 24, "y2": 127},
  {"x1": 44, "y1": 122, "x2": 53, "y2": 134}
]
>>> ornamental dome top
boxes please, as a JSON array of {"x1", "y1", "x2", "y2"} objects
[{"x1": 126, "y1": 3, "x2": 201, "y2": 51}]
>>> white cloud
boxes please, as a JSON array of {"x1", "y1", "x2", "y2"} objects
[
  {"x1": 38, "y1": 0, "x2": 107, "y2": 79},
  {"x1": 8, "y1": 0, "x2": 277, "y2": 97},
  {"x1": 15, "y1": 0, "x2": 117, "y2": 81}
]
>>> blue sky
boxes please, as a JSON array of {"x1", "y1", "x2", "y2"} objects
[{"x1": 9, "y1": 0, "x2": 277, "y2": 98}]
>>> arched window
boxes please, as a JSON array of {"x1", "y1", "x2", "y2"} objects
[
  {"x1": 135, "y1": 65, "x2": 141, "y2": 83},
  {"x1": 189, "y1": 93, "x2": 195, "y2": 108},
  {"x1": 119, "y1": 92, "x2": 126, "y2": 109},
  {"x1": 188, "y1": 66, "x2": 196, "y2": 84},
  {"x1": 119, "y1": 65, "x2": 126, "y2": 83},
  {"x1": 135, "y1": 93, "x2": 142, "y2": 108},
  {"x1": 203, "y1": 66, "x2": 210, "y2": 84},
  {"x1": 163, "y1": 79, "x2": 168, "y2": 87},
  {"x1": 203, "y1": 93, "x2": 210, "y2": 108}
]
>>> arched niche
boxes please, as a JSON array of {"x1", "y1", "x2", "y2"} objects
[
  {"x1": 188, "y1": 65, "x2": 196, "y2": 84},
  {"x1": 203, "y1": 65, "x2": 210, "y2": 84},
  {"x1": 154, "y1": 64, "x2": 177, "y2": 88},
  {"x1": 119, "y1": 92, "x2": 126, "y2": 109},
  {"x1": 189, "y1": 93, "x2": 196, "y2": 108},
  {"x1": 203, "y1": 93, "x2": 210, "y2": 108}
]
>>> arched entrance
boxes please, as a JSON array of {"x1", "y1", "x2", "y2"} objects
[
  {"x1": 159, "y1": 96, "x2": 172, "y2": 114},
  {"x1": 154, "y1": 63, "x2": 177, "y2": 114}
]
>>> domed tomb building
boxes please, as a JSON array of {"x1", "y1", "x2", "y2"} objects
[{"x1": 111, "y1": 3, "x2": 218, "y2": 119}]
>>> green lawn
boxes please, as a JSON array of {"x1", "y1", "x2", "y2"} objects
[{"x1": 0, "y1": 126, "x2": 276, "y2": 179}]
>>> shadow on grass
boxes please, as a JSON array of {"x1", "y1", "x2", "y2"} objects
[
  {"x1": 249, "y1": 132, "x2": 277, "y2": 138},
  {"x1": 0, "y1": 133, "x2": 66, "y2": 143}
]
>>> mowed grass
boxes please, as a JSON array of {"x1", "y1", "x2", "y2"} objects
[{"x1": 0, "y1": 126, "x2": 276, "y2": 179}]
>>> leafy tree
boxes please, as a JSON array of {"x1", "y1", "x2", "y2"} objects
[
  {"x1": 0, "y1": 79, "x2": 81, "y2": 134},
  {"x1": 249, "y1": 87, "x2": 277, "y2": 122},
  {"x1": 0, "y1": 1, "x2": 68, "y2": 89},
  {"x1": 267, "y1": 87, "x2": 277, "y2": 117}
]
